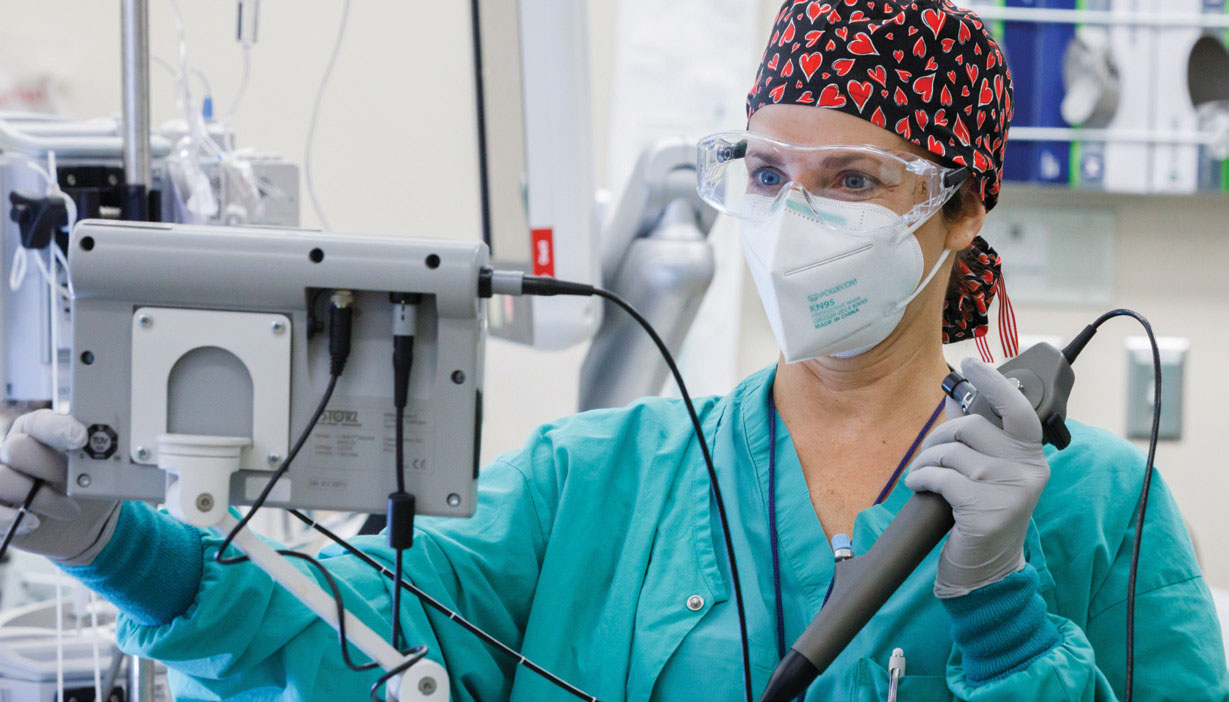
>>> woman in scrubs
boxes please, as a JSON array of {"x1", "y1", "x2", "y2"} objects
[{"x1": 0, "y1": 0, "x2": 1225, "y2": 700}]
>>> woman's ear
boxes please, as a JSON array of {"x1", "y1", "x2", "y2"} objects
[{"x1": 944, "y1": 185, "x2": 986, "y2": 252}]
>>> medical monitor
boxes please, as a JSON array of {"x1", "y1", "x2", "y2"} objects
[{"x1": 66, "y1": 220, "x2": 487, "y2": 519}]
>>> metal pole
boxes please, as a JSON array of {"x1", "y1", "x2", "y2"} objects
[
  {"x1": 120, "y1": 0, "x2": 151, "y2": 220},
  {"x1": 127, "y1": 655, "x2": 157, "y2": 702}
]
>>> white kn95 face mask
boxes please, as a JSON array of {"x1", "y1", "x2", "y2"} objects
[{"x1": 741, "y1": 189, "x2": 950, "y2": 363}]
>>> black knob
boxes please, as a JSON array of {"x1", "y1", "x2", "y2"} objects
[{"x1": 1042, "y1": 413, "x2": 1072, "y2": 450}]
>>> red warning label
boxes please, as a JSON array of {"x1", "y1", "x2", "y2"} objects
[{"x1": 531, "y1": 228, "x2": 555, "y2": 277}]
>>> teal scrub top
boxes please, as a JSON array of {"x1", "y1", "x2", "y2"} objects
[{"x1": 103, "y1": 366, "x2": 1228, "y2": 700}]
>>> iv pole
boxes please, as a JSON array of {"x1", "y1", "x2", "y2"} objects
[{"x1": 115, "y1": 2, "x2": 443, "y2": 698}]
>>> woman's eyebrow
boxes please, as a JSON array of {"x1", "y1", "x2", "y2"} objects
[
  {"x1": 817, "y1": 154, "x2": 879, "y2": 171},
  {"x1": 745, "y1": 150, "x2": 787, "y2": 169}
]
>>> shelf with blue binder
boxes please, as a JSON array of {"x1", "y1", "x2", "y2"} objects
[{"x1": 971, "y1": 0, "x2": 1229, "y2": 194}]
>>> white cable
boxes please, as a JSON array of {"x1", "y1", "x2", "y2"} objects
[
  {"x1": 165, "y1": 0, "x2": 266, "y2": 224},
  {"x1": 8, "y1": 246, "x2": 26, "y2": 292},
  {"x1": 304, "y1": 0, "x2": 352, "y2": 231},
  {"x1": 224, "y1": 42, "x2": 252, "y2": 126},
  {"x1": 53, "y1": 244, "x2": 73, "y2": 298},
  {"x1": 152, "y1": 55, "x2": 214, "y2": 103},
  {"x1": 47, "y1": 153, "x2": 63, "y2": 413},
  {"x1": 6, "y1": 153, "x2": 76, "y2": 298},
  {"x1": 44, "y1": 152, "x2": 75, "y2": 412},
  {"x1": 167, "y1": 0, "x2": 224, "y2": 160},
  {"x1": 191, "y1": 67, "x2": 215, "y2": 103},
  {"x1": 5, "y1": 156, "x2": 51, "y2": 293}
]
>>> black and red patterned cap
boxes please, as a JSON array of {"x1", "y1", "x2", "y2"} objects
[{"x1": 746, "y1": 0, "x2": 1014, "y2": 344}]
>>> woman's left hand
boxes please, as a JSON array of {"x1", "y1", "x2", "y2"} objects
[{"x1": 904, "y1": 358, "x2": 1051, "y2": 598}]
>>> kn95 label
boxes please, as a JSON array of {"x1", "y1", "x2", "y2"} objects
[{"x1": 807, "y1": 278, "x2": 865, "y2": 330}]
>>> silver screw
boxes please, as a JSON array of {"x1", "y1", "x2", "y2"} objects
[
  {"x1": 135, "y1": 446, "x2": 151, "y2": 461},
  {"x1": 76, "y1": 474, "x2": 92, "y2": 488},
  {"x1": 137, "y1": 313, "x2": 153, "y2": 328},
  {"x1": 447, "y1": 493, "x2": 461, "y2": 507},
  {"x1": 418, "y1": 677, "x2": 437, "y2": 696},
  {"x1": 271, "y1": 320, "x2": 287, "y2": 335},
  {"x1": 196, "y1": 493, "x2": 214, "y2": 511},
  {"x1": 267, "y1": 453, "x2": 282, "y2": 466},
  {"x1": 107, "y1": 174, "x2": 119, "y2": 186},
  {"x1": 66, "y1": 174, "x2": 77, "y2": 186}
]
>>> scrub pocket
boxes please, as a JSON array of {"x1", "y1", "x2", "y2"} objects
[
  {"x1": 849, "y1": 657, "x2": 954, "y2": 702},
  {"x1": 649, "y1": 624, "x2": 779, "y2": 700}
]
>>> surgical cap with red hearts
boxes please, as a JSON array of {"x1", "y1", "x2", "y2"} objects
[{"x1": 747, "y1": 0, "x2": 1015, "y2": 345}]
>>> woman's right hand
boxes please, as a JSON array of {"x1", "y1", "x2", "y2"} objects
[{"x1": 0, "y1": 410, "x2": 120, "y2": 565}]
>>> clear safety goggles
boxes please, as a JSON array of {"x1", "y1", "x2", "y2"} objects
[{"x1": 696, "y1": 131, "x2": 971, "y2": 233}]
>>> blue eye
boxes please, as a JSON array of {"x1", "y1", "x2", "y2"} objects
[
  {"x1": 842, "y1": 172, "x2": 873, "y2": 190},
  {"x1": 753, "y1": 169, "x2": 784, "y2": 188}
]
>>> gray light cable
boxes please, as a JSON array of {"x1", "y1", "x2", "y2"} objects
[{"x1": 304, "y1": 0, "x2": 352, "y2": 231}]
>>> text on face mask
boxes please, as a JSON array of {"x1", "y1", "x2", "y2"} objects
[
  {"x1": 808, "y1": 285, "x2": 866, "y2": 329},
  {"x1": 810, "y1": 279, "x2": 858, "y2": 301}
]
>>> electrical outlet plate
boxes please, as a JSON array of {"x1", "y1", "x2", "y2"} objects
[{"x1": 1125, "y1": 336, "x2": 1188, "y2": 440}]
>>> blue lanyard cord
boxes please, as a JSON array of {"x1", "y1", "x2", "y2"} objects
[
  {"x1": 872, "y1": 400, "x2": 947, "y2": 506},
  {"x1": 768, "y1": 407, "x2": 787, "y2": 663},
  {"x1": 766, "y1": 390, "x2": 946, "y2": 669}
]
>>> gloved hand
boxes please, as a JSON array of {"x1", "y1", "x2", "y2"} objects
[
  {"x1": 904, "y1": 358, "x2": 1050, "y2": 598},
  {"x1": 0, "y1": 410, "x2": 120, "y2": 565}
]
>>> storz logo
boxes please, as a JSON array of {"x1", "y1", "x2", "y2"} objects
[{"x1": 320, "y1": 410, "x2": 360, "y2": 427}]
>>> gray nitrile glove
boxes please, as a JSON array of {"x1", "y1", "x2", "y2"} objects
[
  {"x1": 0, "y1": 410, "x2": 120, "y2": 565},
  {"x1": 904, "y1": 358, "x2": 1050, "y2": 598}
]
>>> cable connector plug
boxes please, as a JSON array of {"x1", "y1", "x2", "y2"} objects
[
  {"x1": 1062, "y1": 324, "x2": 1098, "y2": 365},
  {"x1": 329, "y1": 290, "x2": 355, "y2": 377},
  {"x1": 390, "y1": 293, "x2": 421, "y2": 410},
  {"x1": 478, "y1": 267, "x2": 595, "y2": 298}
]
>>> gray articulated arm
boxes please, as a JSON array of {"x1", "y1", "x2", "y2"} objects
[{"x1": 579, "y1": 139, "x2": 718, "y2": 411}]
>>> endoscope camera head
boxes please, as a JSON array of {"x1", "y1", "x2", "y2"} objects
[{"x1": 940, "y1": 343, "x2": 1075, "y2": 450}]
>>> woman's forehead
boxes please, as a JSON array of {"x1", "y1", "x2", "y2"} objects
[{"x1": 748, "y1": 105, "x2": 934, "y2": 162}]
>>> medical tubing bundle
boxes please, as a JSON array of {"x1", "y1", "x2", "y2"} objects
[
  {"x1": 6, "y1": 153, "x2": 77, "y2": 298},
  {"x1": 480, "y1": 268, "x2": 755, "y2": 702}
]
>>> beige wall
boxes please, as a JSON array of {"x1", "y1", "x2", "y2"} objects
[{"x1": 5, "y1": 1, "x2": 1227, "y2": 588}]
